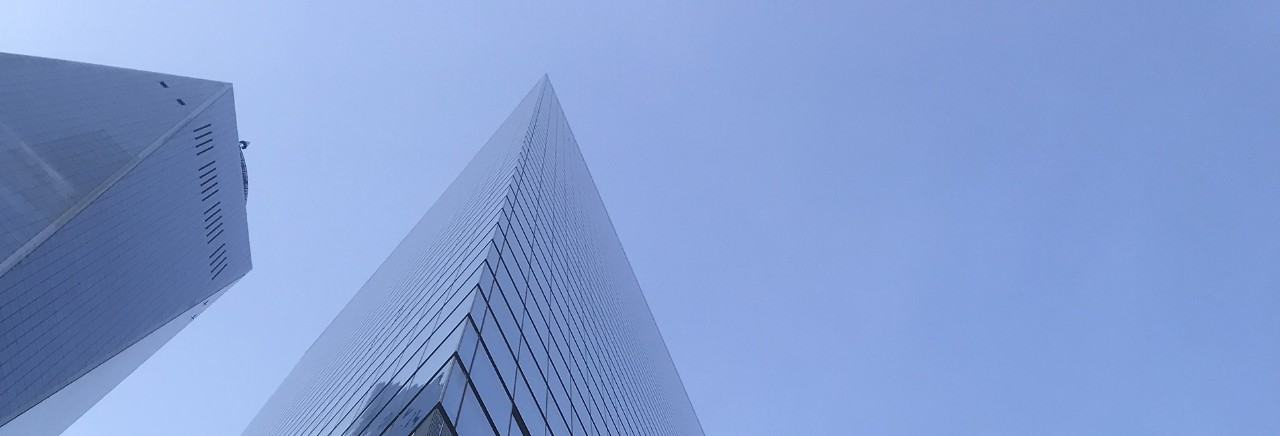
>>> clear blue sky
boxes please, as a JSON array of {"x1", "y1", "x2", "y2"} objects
[{"x1": 2, "y1": 1, "x2": 1278, "y2": 434}]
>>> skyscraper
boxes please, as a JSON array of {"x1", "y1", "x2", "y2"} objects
[
  {"x1": 0, "y1": 53, "x2": 252, "y2": 435},
  {"x1": 246, "y1": 78, "x2": 702, "y2": 435}
]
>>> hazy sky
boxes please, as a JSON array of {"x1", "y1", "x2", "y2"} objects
[{"x1": 2, "y1": 1, "x2": 1278, "y2": 434}]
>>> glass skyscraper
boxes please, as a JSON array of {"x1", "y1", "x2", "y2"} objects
[
  {"x1": 246, "y1": 78, "x2": 702, "y2": 435},
  {"x1": 0, "y1": 53, "x2": 252, "y2": 435}
]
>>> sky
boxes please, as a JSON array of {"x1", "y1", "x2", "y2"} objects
[{"x1": 2, "y1": 0, "x2": 1278, "y2": 434}]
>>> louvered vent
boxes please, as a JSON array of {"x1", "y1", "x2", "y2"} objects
[{"x1": 193, "y1": 123, "x2": 230, "y2": 280}]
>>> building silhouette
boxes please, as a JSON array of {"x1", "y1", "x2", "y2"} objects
[
  {"x1": 246, "y1": 78, "x2": 701, "y2": 435},
  {"x1": 0, "y1": 53, "x2": 252, "y2": 435}
]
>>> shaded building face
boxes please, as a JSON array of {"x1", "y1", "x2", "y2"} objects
[
  {"x1": 0, "y1": 53, "x2": 252, "y2": 435},
  {"x1": 246, "y1": 79, "x2": 702, "y2": 435}
]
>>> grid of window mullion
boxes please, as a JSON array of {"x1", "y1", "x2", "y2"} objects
[
  {"x1": 511, "y1": 247, "x2": 566, "y2": 436},
  {"x1": 506, "y1": 136, "x2": 611, "y2": 434},
  {"x1": 514, "y1": 262, "x2": 574, "y2": 435},
  {"x1": 532, "y1": 109, "x2": 591, "y2": 436},
  {"x1": 582, "y1": 262, "x2": 647, "y2": 436},
  {"x1": 557, "y1": 139, "x2": 665, "y2": 435},
  {"x1": 537, "y1": 219, "x2": 597, "y2": 434},
  {"x1": 564, "y1": 229, "x2": 636, "y2": 436},
  {"x1": 276, "y1": 245, "x2": 479, "y2": 435},
  {"x1": 553, "y1": 87, "x2": 701, "y2": 433},
  {"x1": 530, "y1": 209, "x2": 597, "y2": 436},
  {"x1": 588, "y1": 247, "x2": 650, "y2": 434},
  {"x1": 555, "y1": 139, "x2": 651, "y2": 436},
  {"x1": 291, "y1": 233, "x2": 497, "y2": 436},
  {"x1": 290, "y1": 257, "x2": 483, "y2": 436},
  {"x1": 528, "y1": 183, "x2": 615, "y2": 436},
  {"x1": 562, "y1": 262, "x2": 618, "y2": 436},
  {"x1": 557, "y1": 229, "x2": 628, "y2": 436},
  {"x1": 333, "y1": 259, "x2": 480, "y2": 410},
  {"x1": 510, "y1": 362, "x2": 549, "y2": 436},
  {"x1": 447, "y1": 318, "x2": 482, "y2": 420},
  {"x1": 513, "y1": 320, "x2": 552, "y2": 435},
  {"x1": 483, "y1": 277, "x2": 535, "y2": 435},
  {"x1": 103, "y1": 100, "x2": 240, "y2": 378},
  {"x1": 509, "y1": 167, "x2": 588, "y2": 434},
  {"x1": 355, "y1": 314, "x2": 472, "y2": 436},
  {"x1": 470, "y1": 304, "x2": 524, "y2": 431},
  {"x1": 0, "y1": 111, "x2": 210, "y2": 336},
  {"x1": 454, "y1": 356, "x2": 506, "y2": 436},
  {"x1": 578, "y1": 224, "x2": 660, "y2": 431},
  {"x1": 267, "y1": 185, "x2": 511, "y2": 434},
  {"x1": 508, "y1": 246, "x2": 552, "y2": 436},
  {"x1": 1, "y1": 133, "x2": 214, "y2": 416},
  {"x1": 480, "y1": 255, "x2": 526, "y2": 388},
  {"x1": 274, "y1": 213, "x2": 504, "y2": 435},
  {"x1": 3, "y1": 164, "x2": 193, "y2": 369},
  {"x1": 476, "y1": 177, "x2": 529, "y2": 429},
  {"x1": 543, "y1": 122, "x2": 650, "y2": 436},
  {"x1": 483, "y1": 109, "x2": 547, "y2": 422},
  {"x1": 532, "y1": 143, "x2": 627, "y2": 434},
  {"x1": 521, "y1": 136, "x2": 592, "y2": 436},
  {"x1": 588, "y1": 251, "x2": 650, "y2": 434},
  {"x1": 284, "y1": 142, "x2": 519, "y2": 394},
  {"x1": 540, "y1": 228, "x2": 609, "y2": 436},
  {"x1": 500, "y1": 100, "x2": 579, "y2": 435},
  {"x1": 259, "y1": 81, "x2": 702, "y2": 435},
  {"x1": 536, "y1": 224, "x2": 597, "y2": 431},
  {"x1": 506, "y1": 126, "x2": 611, "y2": 432},
  {"x1": 493, "y1": 254, "x2": 535, "y2": 373},
  {"x1": 517, "y1": 332, "x2": 558, "y2": 436},
  {"x1": 531, "y1": 282, "x2": 585, "y2": 435},
  {"x1": 332, "y1": 280, "x2": 480, "y2": 436},
  {"x1": 274, "y1": 107, "x2": 529, "y2": 423},
  {"x1": 494, "y1": 212, "x2": 555, "y2": 429},
  {"x1": 348, "y1": 312, "x2": 469, "y2": 435},
  {"x1": 498, "y1": 208, "x2": 555, "y2": 434}
]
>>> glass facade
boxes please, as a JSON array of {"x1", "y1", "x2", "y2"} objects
[
  {"x1": 246, "y1": 78, "x2": 702, "y2": 435},
  {"x1": 0, "y1": 53, "x2": 252, "y2": 435}
]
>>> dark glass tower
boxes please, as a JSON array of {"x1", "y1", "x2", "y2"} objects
[
  {"x1": 246, "y1": 78, "x2": 702, "y2": 435},
  {"x1": 0, "y1": 53, "x2": 252, "y2": 435}
]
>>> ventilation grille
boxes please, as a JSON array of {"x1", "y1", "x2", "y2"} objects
[{"x1": 193, "y1": 123, "x2": 230, "y2": 280}]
